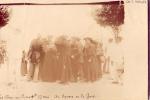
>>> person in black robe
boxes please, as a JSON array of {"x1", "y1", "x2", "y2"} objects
[
  {"x1": 39, "y1": 38, "x2": 58, "y2": 82},
  {"x1": 91, "y1": 40, "x2": 103, "y2": 80},
  {"x1": 83, "y1": 38, "x2": 99, "y2": 82},
  {"x1": 70, "y1": 37, "x2": 84, "y2": 82},
  {"x1": 55, "y1": 36, "x2": 72, "y2": 84}
]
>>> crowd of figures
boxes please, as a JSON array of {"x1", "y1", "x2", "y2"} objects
[
  {"x1": 20, "y1": 35, "x2": 124, "y2": 84},
  {"x1": 21, "y1": 35, "x2": 105, "y2": 84}
]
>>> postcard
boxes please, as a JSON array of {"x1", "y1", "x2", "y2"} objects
[{"x1": 0, "y1": 0, "x2": 148, "y2": 100}]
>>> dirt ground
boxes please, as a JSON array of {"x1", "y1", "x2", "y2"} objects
[{"x1": 0, "y1": 64, "x2": 123, "y2": 100}]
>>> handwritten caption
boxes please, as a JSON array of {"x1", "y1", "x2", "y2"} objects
[{"x1": 0, "y1": 93, "x2": 96, "y2": 100}]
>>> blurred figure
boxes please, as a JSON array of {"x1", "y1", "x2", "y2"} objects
[
  {"x1": 94, "y1": 41, "x2": 103, "y2": 79},
  {"x1": 70, "y1": 37, "x2": 84, "y2": 82},
  {"x1": 83, "y1": 38, "x2": 99, "y2": 82},
  {"x1": 0, "y1": 47, "x2": 4, "y2": 68},
  {"x1": 110, "y1": 36, "x2": 124, "y2": 84},
  {"x1": 55, "y1": 36, "x2": 72, "y2": 84},
  {"x1": 27, "y1": 36, "x2": 43, "y2": 81},
  {"x1": 0, "y1": 44, "x2": 7, "y2": 68},
  {"x1": 104, "y1": 38, "x2": 114, "y2": 74},
  {"x1": 39, "y1": 37, "x2": 58, "y2": 82},
  {"x1": 20, "y1": 50, "x2": 27, "y2": 76}
]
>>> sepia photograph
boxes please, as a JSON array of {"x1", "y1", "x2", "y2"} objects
[{"x1": 0, "y1": 0, "x2": 148, "y2": 100}]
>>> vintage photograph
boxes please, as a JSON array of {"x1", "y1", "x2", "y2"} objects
[
  {"x1": 0, "y1": 1, "x2": 124, "y2": 83},
  {"x1": 0, "y1": 0, "x2": 148, "y2": 100}
]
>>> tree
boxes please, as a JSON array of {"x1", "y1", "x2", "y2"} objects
[
  {"x1": 0, "y1": 6, "x2": 9, "y2": 28},
  {"x1": 93, "y1": 3, "x2": 124, "y2": 38},
  {"x1": 0, "y1": 6, "x2": 9, "y2": 65}
]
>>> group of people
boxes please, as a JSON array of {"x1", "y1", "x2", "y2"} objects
[
  {"x1": 20, "y1": 35, "x2": 124, "y2": 84},
  {"x1": 21, "y1": 35, "x2": 105, "y2": 84},
  {"x1": 0, "y1": 41, "x2": 7, "y2": 67}
]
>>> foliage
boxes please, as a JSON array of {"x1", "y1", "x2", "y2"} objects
[
  {"x1": 0, "y1": 6, "x2": 9, "y2": 28},
  {"x1": 93, "y1": 3, "x2": 124, "y2": 35}
]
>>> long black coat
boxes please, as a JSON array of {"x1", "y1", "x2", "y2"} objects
[
  {"x1": 39, "y1": 45, "x2": 58, "y2": 82},
  {"x1": 83, "y1": 41, "x2": 98, "y2": 82}
]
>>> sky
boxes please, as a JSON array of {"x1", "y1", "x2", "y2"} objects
[{"x1": 0, "y1": 5, "x2": 114, "y2": 57}]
